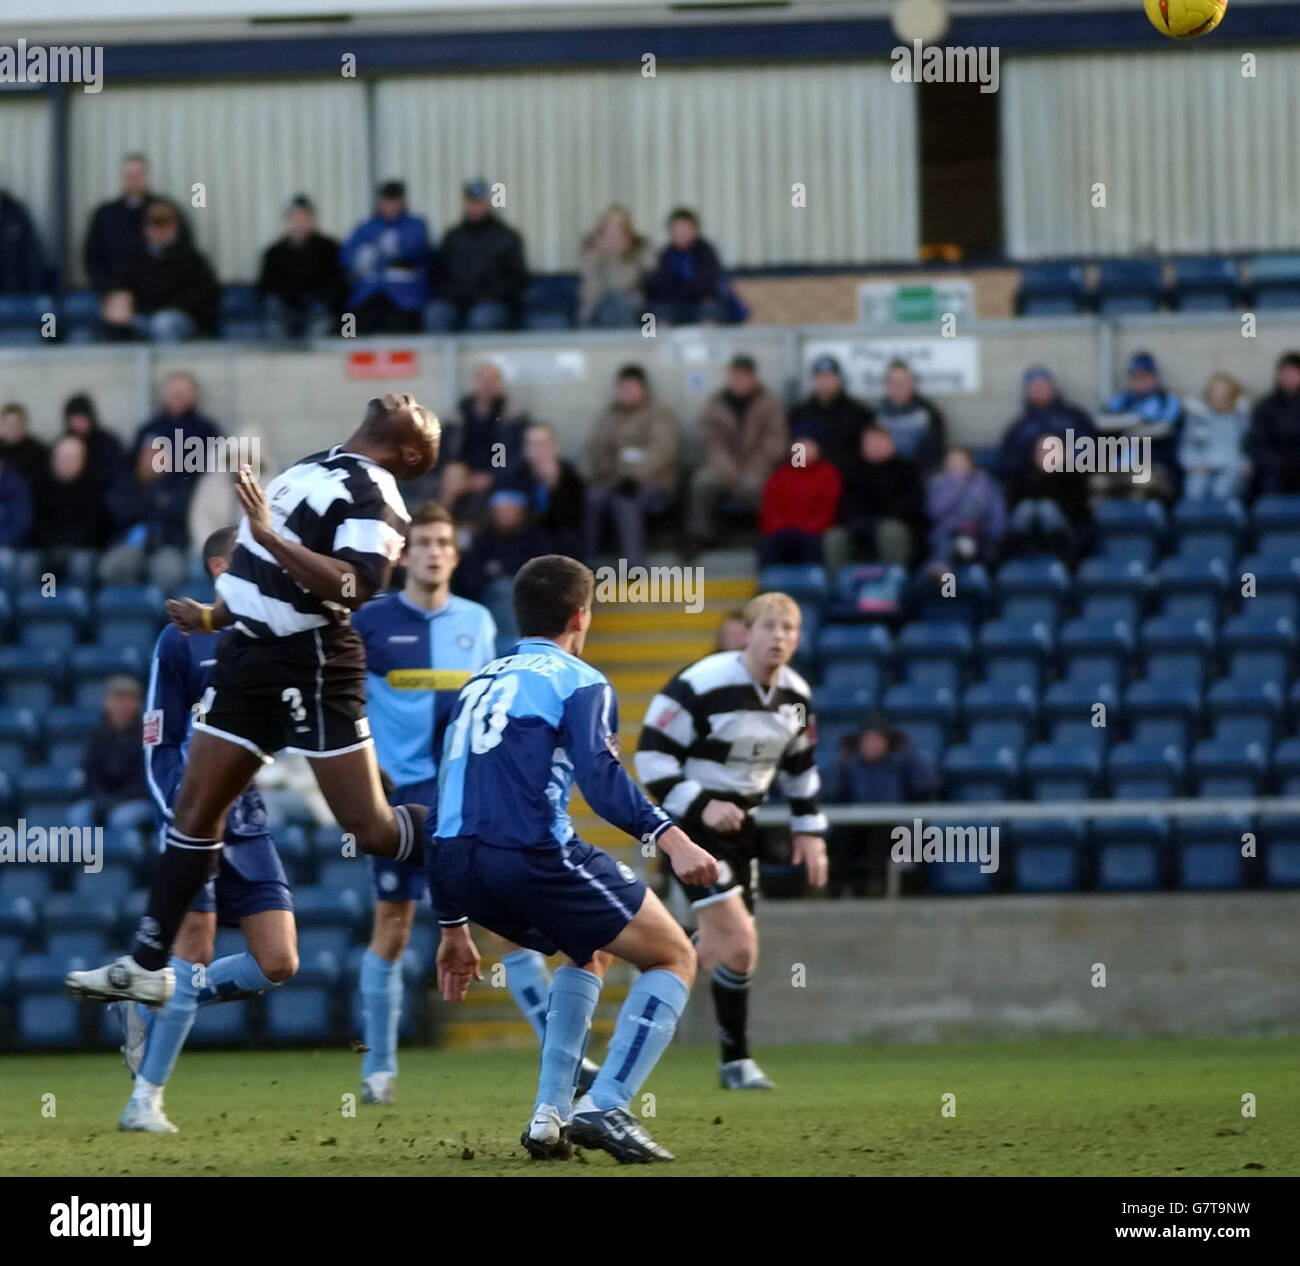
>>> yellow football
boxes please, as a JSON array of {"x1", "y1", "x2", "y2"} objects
[{"x1": 1144, "y1": 0, "x2": 1227, "y2": 39}]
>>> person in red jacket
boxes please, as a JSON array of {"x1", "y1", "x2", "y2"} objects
[{"x1": 758, "y1": 420, "x2": 842, "y2": 566}]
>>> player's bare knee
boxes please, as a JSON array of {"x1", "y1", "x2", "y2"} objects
[{"x1": 258, "y1": 947, "x2": 299, "y2": 983}]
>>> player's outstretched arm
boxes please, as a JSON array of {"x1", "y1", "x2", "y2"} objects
[
  {"x1": 234, "y1": 463, "x2": 381, "y2": 611},
  {"x1": 436, "y1": 925, "x2": 482, "y2": 1004},
  {"x1": 656, "y1": 824, "x2": 720, "y2": 888}
]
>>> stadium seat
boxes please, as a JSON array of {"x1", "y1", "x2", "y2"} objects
[
  {"x1": 317, "y1": 858, "x2": 371, "y2": 901},
  {"x1": 924, "y1": 822, "x2": 1001, "y2": 894},
  {"x1": 1249, "y1": 254, "x2": 1300, "y2": 309},
  {"x1": 895, "y1": 622, "x2": 972, "y2": 693},
  {"x1": 1042, "y1": 678, "x2": 1120, "y2": 731},
  {"x1": 962, "y1": 680, "x2": 1038, "y2": 727},
  {"x1": 1095, "y1": 823, "x2": 1165, "y2": 891},
  {"x1": 905, "y1": 563, "x2": 990, "y2": 626},
  {"x1": 995, "y1": 556, "x2": 1072, "y2": 603},
  {"x1": 1154, "y1": 556, "x2": 1230, "y2": 612},
  {"x1": 1124, "y1": 678, "x2": 1200, "y2": 749},
  {"x1": 1272, "y1": 739, "x2": 1300, "y2": 796},
  {"x1": 265, "y1": 951, "x2": 342, "y2": 1041},
  {"x1": 297, "y1": 927, "x2": 351, "y2": 961},
  {"x1": 0, "y1": 705, "x2": 39, "y2": 777},
  {"x1": 42, "y1": 892, "x2": 118, "y2": 936},
  {"x1": 1140, "y1": 615, "x2": 1215, "y2": 686},
  {"x1": 1107, "y1": 741, "x2": 1184, "y2": 799},
  {"x1": 189, "y1": 1000, "x2": 251, "y2": 1045},
  {"x1": 1079, "y1": 594, "x2": 1141, "y2": 628},
  {"x1": 70, "y1": 645, "x2": 145, "y2": 710},
  {"x1": 1189, "y1": 738, "x2": 1268, "y2": 798},
  {"x1": 1076, "y1": 556, "x2": 1152, "y2": 603},
  {"x1": 1263, "y1": 839, "x2": 1300, "y2": 888},
  {"x1": 943, "y1": 744, "x2": 1020, "y2": 800},
  {"x1": 1023, "y1": 742, "x2": 1102, "y2": 801},
  {"x1": 1206, "y1": 678, "x2": 1284, "y2": 742},
  {"x1": 1178, "y1": 843, "x2": 1246, "y2": 890},
  {"x1": 999, "y1": 594, "x2": 1062, "y2": 629},
  {"x1": 1171, "y1": 256, "x2": 1239, "y2": 311},
  {"x1": 1171, "y1": 496, "x2": 1247, "y2": 539},
  {"x1": 1220, "y1": 612, "x2": 1296, "y2": 671},
  {"x1": 1252, "y1": 493, "x2": 1300, "y2": 533},
  {"x1": 1094, "y1": 498, "x2": 1166, "y2": 551},
  {"x1": 1016, "y1": 260, "x2": 1087, "y2": 315},
  {"x1": 292, "y1": 885, "x2": 363, "y2": 931},
  {"x1": 45, "y1": 930, "x2": 111, "y2": 960},
  {"x1": 1095, "y1": 258, "x2": 1164, "y2": 314},
  {"x1": 1059, "y1": 617, "x2": 1135, "y2": 677},
  {"x1": 100, "y1": 825, "x2": 147, "y2": 870},
  {"x1": 0, "y1": 294, "x2": 55, "y2": 345},
  {"x1": 0, "y1": 867, "x2": 54, "y2": 902},
  {"x1": 978, "y1": 619, "x2": 1053, "y2": 690},
  {"x1": 757, "y1": 565, "x2": 828, "y2": 606},
  {"x1": 1238, "y1": 553, "x2": 1300, "y2": 599},
  {"x1": 830, "y1": 564, "x2": 907, "y2": 619},
  {"x1": 812, "y1": 682, "x2": 876, "y2": 723},
  {"x1": 16, "y1": 764, "x2": 84, "y2": 805},
  {"x1": 815, "y1": 622, "x2": 892, "y2": 666},
  {"x1": 219, "y1": 284, "x2": 263, "y2": 339},
  {"x1": 14, "y1": 588, "x2": 88, "y2": 651},
  {"x1": 71, "y1": 866, "x2": 135, "y2": 901},
  {"x1": 0, "y1": 647, "x2": 66, "y2": 709},
  {"x1": 521, "y1": 274, "x2": 579, "y2": 329},
  {"x1": 1175, "y1": 531, "x2": 1237, "y2": 569},
  {"x1": 15, "y1": 954, "x2": 85, "y2": 1046},
  {"x1": 1007, "y1": 818, "x2": 1086, "y2": 893}
]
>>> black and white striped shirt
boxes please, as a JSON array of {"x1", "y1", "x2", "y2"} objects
[
  {"x1": 217, "y1": 445, "x2": 408, "y2": 639},
  {"x1": 635, "y1": 651, "x2": 827, "y2": 836}
]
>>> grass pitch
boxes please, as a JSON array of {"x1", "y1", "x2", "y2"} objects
[{"x1": 1, "y1": 1037, "x2": 1297, "y2": 1177}]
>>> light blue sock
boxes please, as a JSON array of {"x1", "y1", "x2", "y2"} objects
[
  {"x1": 138, "y1": 956, "x2": 199, "y2": 1087},
  {"x1": 360, "y1": 950, "x2": 403, "y2": 1078},
  {"x1": 195, "y1": 952, "x2": 275, "y2": 1005},
  {"x1": 534, "y1": 966, "x2": 602, "y2": 1114},
  {"x1": 502, "y1": 949, "x2": 552, "y2": 1043},
  {"x1": 588, "y1": 969, "x2": 690, "y2": 1112}
]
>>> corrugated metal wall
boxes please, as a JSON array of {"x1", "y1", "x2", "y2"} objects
[
  {"x1": 1003, "y1": 49, "x2": 1300, "y2": 258},
  {"x1": 375, "y1": 62, "x2": 918, "y2": 271},
  {"x1": 65, "y1": 79, "x2": 371, "y2": 284},
  {"x1": 0, "y1": 94, "x2": 55, "y2": 259}
]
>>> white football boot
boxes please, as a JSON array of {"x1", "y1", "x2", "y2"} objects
[
  {"x1": 67, "y1": 956, "x2": 175, "y2": 1007},
  {"x1": 361, "y1": 1071, "x2": 396, "y2": 1105},
  {"x1": 719, "y1": 1057, "x2": 775, "y2": 1090},
  {"x1": 119, "y1": 1083, "x2": 178, "y2": 1134},
  {"x1": 520, "y1": 1104, "x2": 572, "y2": 1160}
]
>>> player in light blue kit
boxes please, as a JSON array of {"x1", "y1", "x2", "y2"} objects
[
  {"x1": 431, "y1": 554, "x2": 719, "y2": 1164},
  {"x1": 117, "y1": 527, "x2": 298, "y2": 1133},
  {"x1": 351, "y1": 502, "x2": 579, "y2": 1104}
]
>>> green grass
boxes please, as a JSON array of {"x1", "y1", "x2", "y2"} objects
[{"x1": 1, "y1": 1037, "x2": 1297, "y2": 1177}]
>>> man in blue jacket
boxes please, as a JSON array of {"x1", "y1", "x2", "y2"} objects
[{"x1": 341, "y1": 180, "x2": 431, "y2": 335}]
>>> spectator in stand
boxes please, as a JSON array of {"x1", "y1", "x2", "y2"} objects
[
  {"x1": 1247, "y1": 351, "x2": 1300, "y2": 496},
  {"x1": 583, "y1": 364, "x2": 680, "y2": 566},
  {"x1": 102, "y1": 371, "x2": 222, "y2": 588},
  {"x1": 997, "y1": 367, "x2": 1097, "y2": 486},
  {"x1": 876, "y1": 360, "x2": 946, "y2": 471},
  {"x1": 519, "y1": 421, "x2": 586, "y2": 559},
  {"x1": 1003, "y1": 433, "x2": 1092, "y2": 566},
  {"x1": 0, "y1": 401, "x2": 49, "y2": 488},
  {"x1": 686, "y1": 355, "x2": 788, "y2": 552},
  {"x1": 438, "y1": 362, "x2": 529, "y2": 521},
  {"x1": 578, "y1": 204, "x2": 653, "y2": 328},
  {"x1": 644, "y1": 207, "x2": 725, "y2": 326},
  {"x1": 0, "y1": 186, "x2": 49, "y2": 295},
  {"x1": 83, "y1": 153, "x2": 189, "y2": 292},
  {"x1": 826, "y1": 425, "x2": 925, "y2": 569},
  {"x1": 62, "y1": 391, "x2": 126, "y2": 493},
  {"x1": 341, "y1": 179, "x2": 430, "y2": 335},
  {"x1": 715, "y1": 610, "x2": 749, "y2": 652},
  {"x1": 758, "y1": 420, "x2": 843, "y2": 567},
  {"x1": 101, "y1": 198, "x2": 221, "y2": 342},
  {"x1": 787, "y1": 355, "x2": 875, "y2": 472},
  {"x1": 258, "y1": 194, "x2": 345, "y2": 341},
  {"x1": 71, "y1": 675, "x2": 152, "y2": 831},
  {"x1": 822, "y1": 715, "x2": 938, "y2": 898},
  {"x1": 1180, "y1": 372, "x2": 1250, "y2": 502},
  {"x1": 1100, "y1": 351, "x2": 1184, "y2": 499},
  {"x1": 454, "y1": 489, "x2": 551, "y2": 639},
  {"x1": 426, "y1": 179, "x2": 528, "y2": 333},
  {"x1": 32, "y1": 435, "x2": 113, "y2": 570},
  {"x1": 926, "y1": 446, "x2": 1007, "y2": 569},
  {"x1": 0, "y1": 452, "x2": 33, "y2": 549}
]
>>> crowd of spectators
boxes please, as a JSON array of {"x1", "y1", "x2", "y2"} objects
[{"x1": 0, "y1": 155, "x2": 745, "y2": 343}]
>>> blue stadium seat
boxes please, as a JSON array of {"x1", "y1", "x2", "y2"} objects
[
  {"x1": 1079, "y1": 594, "x2": 1141, "y2": 627},
  {"x1": 1059, "y1": 616, "x2": 1135, "y2": 662},
  {"x1": 830, "y1": 564, "x2": 907, "y2": 619},
  {"x1": 812, "y1": 683, "x2": 876, "y2": 723},
  {"x1": 943, "y1": 744, "x2": 1020, "y2": 800},
  {"x1": 41, "y1": 705, "x2": 95, "y2": 746},
  {"x1": 521, "y1": 274, "x2": 579, "y2": 329},
  {"x1": 15, "y1": 588, "x2": 88, "y2": 651},
  {"x1": 1016, "y1": 260, "x2": 1087, "y2": 315},
  {"x1": 406, "y1": 922, "x2": 436, "y2": 970},
  {"x1": 60, "y1": 289, "x2": 100, "y2": 337},
  {"x1": 1095, "y1": 819, "x2": 1166, "y2": 891},
  {"x1": 298, "y1": 927, "x2": 351, "y2": 960},
  {"x1": 1125, "y1": 678, "x2": 1199, "y2": 749},
  {"x1": 1190, "y1": 738, "x2": 1268, "y2": 798},
  {"x1": 1176, "y1": 531, "x2": 1237, "y2": 569},
  {"x1": 317, "y1": 858, "x2": 371, "y2": 900},
  {"x1": 1178, "y1": 843, "x2": 1246, "y2": 890},
  {"x1": 820, "y1": 658, "x2": 883, "y2": 696},
  {"x1": 1154, "y1": 555, "x2": 1230, "y2": 614},
  {"x1": 1206, "y1": 678, "x2": 1283, "y2": 740},
  {"x1": 967, "y1": 717, "x2": 1032, "y2": 757},
  {"x1": 0, "y1": 867, "x2": 54, "y2": 902},
  {"x1": 15, "y1": 955, "x2": 84, "y2": 1047},
  {"x1": 1107, "y1": 741, "x2": 1184, "y2": 798},
  {"x1": 1256, "y1": 529, "x2": 1300, "y2": 559},
  {"x1": 16, "y1": 764, "x2": 84, "y2": 804},
  {"x1": 1042, "y1": 677, "x2": 1120, "y2": 730},
  {"x1": 1077, "y1": 556, "x2": 1152, "y2": 602},
  {"x1": 71, "y1": 866, "x2": 135, "y2": 901},
  {"x1": 926, "y1": 859, "x2": 997, "y2": 894},
  {"x1": 758, "y1": 565, "x2": 828, "y2": 606},
  {"x1": 42, "y1": 892, "x2": 118, "y2": 935},
  {"x1": 895, "y1": 622, "x2": 972, "y2": 693},
  {"x1": 189, "y1": 1001, "x2": 251, "y2": 1045},
  {"x1": 70, "y1": 645, "x2": 145, "y2": 711},
  {"x1": 962, "y1": 680, "x2": 1038, "y2": 728},
  {"x1": 1094, "y1": 498, "x2": 1166, "y2": 548},
  {"x1": 271, "y1": 823, "x2": 310, "y2": 874},
  {"x1": 881, "y1": 682, "x2": 958, "y2": 724},
  {"x1": 1171, "y1": 496, "x2": 1246, "y2": 539},
  {"x1": 292, "y1": 885, "x2": 363, "y2": 930},
  {"x1": 0, "y1": 293, "x2": 55, "y2": 342},
  {"x1": 1272, "y1": 739, "x2": 1300, "y2": 796},
  {"x1": 1047, "y1": 717, "x2": 1110, "y2": 758},
  {"x1": 0, "y1": 893, "x2": 37, "y2": 941},
  {"x1": 978, "y1": 619, "x2": 1053, "y2": 690},
  {"x1": 265, "y1": 951, "x2": 341, "y2": 1040},
  {"x1": 995, "y1": 556, "x2": 1071, "y2": 602},
  {"x1": 1007, "y1": 818, "x2": 1085, "y2": 893},
  {"x1": 905, "y1": 563, "x2": 991, "y2": 626},
  {"x1": 45, "y1": 930, "x2": 111, "y2": 960},
  {"x1": 311, "y1": 824, "x2": 348, "y2": 858},
  {"x1": 1095, "y1": 258, "x2": 1164, "y2": 314},
  {"x1": 815, "y1": 623, "x2": 892, "y2": 666},
  {"x1": 0, "y1": 704, "x2": 39, "y2": 776},
  {"x1": 1252, "y1": 493, "x2": 1300, "y2": 533},
  {"x1": 1249, "y1": 254, "x2": 1300, "y2": 309},
  {"x1": 1171, "y1": 256, "x2": 1239, "y2": 311},
  {"x1": 1023, "y1": 742, "x2": 1102, "y2": 800},
  {"x1": 1096, "y1": 533, "x2": 1156, "y2": 567},
  {"x1": 101, "y1": 826, "x2": 147, "y2": 870},
  {"x1": 1220, "y1": 611, "x2": 1296, "y2": 662},
  {"x1": 1263, "y1": 838, "x2": 1300, "y2": 887},
  {"x1": 1140, "y1": 614, "x2": 1215, "y2": 686},
  {"x1": 999, "y1": 594, "x2": 1062, "y2": 628},
  {"x1": 1237, "y1": 552, "x2": 1300, "y2": 599}
]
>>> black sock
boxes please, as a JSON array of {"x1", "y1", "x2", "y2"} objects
[
  {"x1": 393, "y1": 803, "x2": 427, "y2": 867},
  {"x1": 132, "y1": 828, "x2": 222, "y2": 971},
  {"x1": 711, "y1": 963, "x2": 751, "y2": 1064}
]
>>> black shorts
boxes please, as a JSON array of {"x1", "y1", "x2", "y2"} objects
[
  {"x1": 194, "y1": 624, "x2": 372, "y2": 760},
  {"x1": 675, "y1": 817, "x2": 760, "y2": 912}
]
